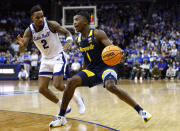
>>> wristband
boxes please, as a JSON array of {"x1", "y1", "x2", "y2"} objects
[{"x1": 66, "y1": 36, "x2": 73, "y2": 41}]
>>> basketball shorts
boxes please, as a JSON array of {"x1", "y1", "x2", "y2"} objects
[
  {"x1": 77, "y1": 66, "x2": 118, "y2": 87},
  {"x1": 39, "y1": 52, "x2": 68, "y2": 78}
]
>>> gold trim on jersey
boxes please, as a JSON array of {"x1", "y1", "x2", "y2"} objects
[
  {"x1": 88, "y1": 29, "x2": 93, "y2": 37},
  {"x1": 82, "y1": 69, "x2": 95, "y2": 77},
  {"x1": 102, "y1": 69, "x2": 116, "y2": 79}
]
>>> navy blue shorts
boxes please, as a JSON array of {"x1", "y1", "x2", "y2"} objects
[{"x1": 76, "y1": 66, "x2": 118, "y2": 87}]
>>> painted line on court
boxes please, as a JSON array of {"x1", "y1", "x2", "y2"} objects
[
  {"x1": 0, "y1": 110, "x2": 119, "y2": 131},
  {"x1": 0, "y1": 90, "x2": 39, "y2": 96}
]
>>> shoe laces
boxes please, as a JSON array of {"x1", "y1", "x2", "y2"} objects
[
  {"x1": 139, "y1": 111, "x2": 146, "y2": 116},
  {"x1": 53, "y1": 116, "x2": 61, "y2": 121}
]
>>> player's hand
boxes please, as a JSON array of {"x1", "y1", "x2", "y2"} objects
[
  {"x1": 17, "y1": 34, "x2": 24, "y2": 47},
  {"x1": 63, "y1": 42, "x2": 72, "y2": 52}
]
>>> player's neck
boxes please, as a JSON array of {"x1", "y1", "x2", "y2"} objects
[
  {"x1": 81, "y1": 26, "x2": 89, "y2": 39},
  {"x1": 34, "y1": 24, "x2": 43, "y2": 31}
]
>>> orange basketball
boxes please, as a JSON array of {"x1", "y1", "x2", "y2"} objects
[{"x1": 101, "y1": 45, "x2": 123, "y2": 66}]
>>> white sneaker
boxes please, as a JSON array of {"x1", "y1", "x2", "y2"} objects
[
  {"x1": 49, "y1": 116, "x2": 67, "y2": 127},
  {"x1": 77, "y1": 98, "x2": 86, "y2": 114},
  {"x1": 139, "y1": 110, "x2": 152, "y2": 123},
  {"x1": 140, "y1": 77, "x2": 143, "y2": 80}
]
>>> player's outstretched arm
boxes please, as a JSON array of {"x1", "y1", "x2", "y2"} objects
[
  {"x1": 48, "y1": 21, "x2": 73, "y2": 51},
  {"x1": 94, "y1": 29, "x2": 113, "y2": 47},
  {"x1": 17, "y1": 28, "x2": 31, "y2": 53}
]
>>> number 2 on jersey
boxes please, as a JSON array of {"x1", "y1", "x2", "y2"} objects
[{"x1": 41, "y1": 39, "x2": 49, "y2": 49}]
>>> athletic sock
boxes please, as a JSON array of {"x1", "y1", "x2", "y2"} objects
[
  {"x1": 59, "y1": 109, "x2": 66, "y2": 116},
  {"x1": 134, "y1": 104, "x2": 143, "y2": 113},
  {"x1": 57, "y1": 100, "x2": 62, "y2": 107}
]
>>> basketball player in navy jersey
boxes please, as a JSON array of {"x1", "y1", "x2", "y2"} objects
[
  {"x1": 17, "y1": 5, "x2": 86, "y2": 115},
  {"x1": 50, "y1": 11, "x2": 152, "y2": 127}
]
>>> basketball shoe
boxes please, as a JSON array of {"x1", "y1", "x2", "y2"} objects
[
  {"x1": 139, "y1": 110, "x2": 152, "y2": 123},
  {"x1": 65, "y1": 106, "x2": 72, "y2": 114},
  {"x1": 49, "y1": 116, "x2": 67, "y2": 127}
]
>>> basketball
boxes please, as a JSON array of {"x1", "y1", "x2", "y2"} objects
[{"x1": 101, "y1": 45, "x2": 123, "y2": 66}]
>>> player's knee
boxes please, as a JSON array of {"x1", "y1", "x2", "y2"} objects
[
  {"x1": 105, "y1": 80, "x2": 117, "y2": 93},
  {"x1": 39, "y1": 86, "x2": 47, "y2": 94},
  {"x1": 67, "y1": 75, "x2": 81, "y2": 89},
  {"x1": 53, "y1": 82, "x2": 64, "y2": 91}
]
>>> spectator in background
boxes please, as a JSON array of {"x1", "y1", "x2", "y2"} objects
[
  {"x1": 23, "y1": 51, "x2": 31, "y2": 76},
  {"x1": 17, "y1": 53, "x2": 24, "y2": 65},
  {"x1": 18, "y1": 67, "x2": 29, "y2": 81},
  {"x1": 30, "y1": 50, "x2": 39, "y2": 80},
  {"x1": 77, "y1": 53, "x2": 83, "y2": 65},
  {"x1": 131, "y1": 52, "x2": 137, "y2": 64},
  {"x1": 131, "y1": 60, "x2": 142, "y2": 80},
  {"x1": 170, "y1": 45, "x2": 177, "y2": 58},
  {"x1": 175, "y1": 51, "x2": 180, "y2": 63},
  {"x1": 158, "y1": 59, "x2": 167, "y2": 79},
  {"x1": 126, "y1": 55, "x2": 133, "y2": 65},
  {"x1": 151, "y1": 64, "x2": 161, "y2": 80},
  {"x1": 141, "y1": 59, "x2": 150, "y2": 79},
  {"x1": 166, "y1": 65, "x2": 176, "y2": 80},
  {"x1": 0, "y1": 52, "x2": 5, "y2": 64},
  {"x1": 142, "y1": 51, "x2": 150, "y2": 63},
  {"x1": 11, "y1": 53, "x2": 18, "y2": 64},
  {"x1": 5, "y1": 50, "x2": 13, "y2": 63},
  {"x1": 176, "y1": 62, "x2": 180, "y2": 79},
  {"x1": 135, "y1": 52, "x2": 143, "y2": 64},
  {"x1": 71, "y1": 57, "x2": 81, "y2": 76},
  {"x1": 10, "y1": 39, "x2": 19, "y2": 53},
  {"x1": 150, "y1": 56, "x2": 158, "y2": 71},
  {"x1": 31, "y1": 50, "x2": 38, "y2": 70}
]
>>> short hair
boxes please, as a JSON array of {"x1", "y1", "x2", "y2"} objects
[
  {"x1": 76, "y1": 11, "x2": 90, "y2": 23},
  {"x1": 30, "y1": 5, "x2": 42, "y2": 16}
]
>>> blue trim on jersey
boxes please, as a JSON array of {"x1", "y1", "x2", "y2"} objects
[
  {"x1": 29, "y1": 26, "x2": 33, "y2": 35},
  {"x1": 46, "y1": 18, "x2": 56, "y2": 33},
  {"x1": 39, "y1": 72, "x2": 53, "y2": 75},
  {"x1": 53, "y1": 52, "x2": 66, "y2": 76}
]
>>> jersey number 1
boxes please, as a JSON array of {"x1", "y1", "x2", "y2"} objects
[{"x1": 41, "y1": 39, "x2": 49, "y2": 49}]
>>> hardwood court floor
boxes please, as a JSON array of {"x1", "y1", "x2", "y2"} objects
[{"x1": 0, "y1": 80, "x2": 180, "y2": 131}]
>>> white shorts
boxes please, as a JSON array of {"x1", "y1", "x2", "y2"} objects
[{"x1": 39, "y1": 52, "x2": 68, "y2": 78}]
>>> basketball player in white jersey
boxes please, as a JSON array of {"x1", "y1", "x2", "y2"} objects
[{"x1": 17, "y1": 5, "x2": 86, "y2": 115}]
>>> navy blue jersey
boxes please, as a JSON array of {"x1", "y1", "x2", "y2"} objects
[{"x1": 77, "y1": 29, "x2": 106, "y2": 68}]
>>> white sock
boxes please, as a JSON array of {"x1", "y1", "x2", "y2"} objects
[
  {"x1": 73, "y1": 91, "x2": 82, "y2": 104},
  {"x1": 57, "y1": 100, "x2": 62, "y2": 107},
  {"x1": 73, "y1": 90, "x2": 86, "y2": 114}
]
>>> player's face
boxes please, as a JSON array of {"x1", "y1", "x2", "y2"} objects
[
  {"x1": 73, "y1": 15, "x2": 87, "y2": 32},
  {"x1": 31, "y1": 10, "x2": 44, "y2": 27}
]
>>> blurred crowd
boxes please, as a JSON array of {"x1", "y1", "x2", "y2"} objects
[{"x1": 0, "y1": 2, "x2": 179, "y2": 80}]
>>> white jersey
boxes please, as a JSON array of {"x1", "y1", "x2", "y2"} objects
[{"x1": 29, "y1": 18, "x2": 63, "y2": 59}]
